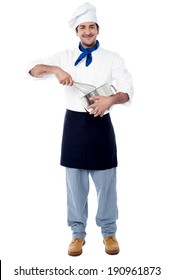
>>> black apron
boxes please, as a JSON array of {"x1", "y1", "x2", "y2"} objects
[{"x1": 60, "y1": 110, "x2": 117, "y2": 170}]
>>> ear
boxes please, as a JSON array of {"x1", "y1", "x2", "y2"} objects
[
  {"x1": 75, "y1": 26, "x2": 79, "y2": 36},
  {"x1": 97, "y1": 26, "x2": 100, "y2": 35}
]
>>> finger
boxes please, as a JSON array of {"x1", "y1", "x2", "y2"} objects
[
  {"x1": 69, "y1": 80, "x2": 74, "y2": 86},
  {"x1": 64, "y1": 75, "x2": 73, "y2": 85},
  {"x1": 94, "y1": 110, "x2": 102, "y2": 117},
  {"x1": 89, "y1": 96, "x2": 100, "y2": 101},
  {"x1": 89, "y1": 107, "x2": 99, "y2": 115},
  {"x1": 65, "y1": 79, "x2": 72, "y2": 86},
  {"x1": 90, "y1": 108, "x2": 102, "y2": 117},
  {"x1": 94, "y1": 112, "x2": 99, "y2": 117},
  {"x1": 60, "y1": 78, "x2": 67, "y2": 85},
  {"x1": 88, "y1": 103, "x2": 97, "y2": 109}
]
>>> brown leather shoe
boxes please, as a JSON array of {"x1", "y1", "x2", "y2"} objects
[
  {"x1": 103, "y1": 236, "x2": 120, "y2": 255},
  {"x1": 68, "y1": 238, "x2": 85, "y2": 256}
]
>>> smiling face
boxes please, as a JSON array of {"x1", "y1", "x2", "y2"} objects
[{"x1": 76, "y1": 22, "x2": 99, "y2": 48}]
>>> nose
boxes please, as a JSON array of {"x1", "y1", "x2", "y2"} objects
[{"x1": 85, "y1": 26, "x2": 91, "y2": 35}]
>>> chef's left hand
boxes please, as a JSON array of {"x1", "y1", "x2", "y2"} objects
[{"x1": 88, "y1": 96, "x2": 113, "y2": 117}]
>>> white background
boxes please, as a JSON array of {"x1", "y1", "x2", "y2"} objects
[{"x1": 0, "y1": 0, "x2": 173, "y2": 279}]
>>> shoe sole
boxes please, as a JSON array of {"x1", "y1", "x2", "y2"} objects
[
  {"x1": 105, "y1": 248, "x2": 120, "y2": 255},
  {"x1": 68, "y1": 250, "x2": 82, "y2": 256},
  {"x1": 68, "y1": 240, "x2": 85, "y2": 257}
]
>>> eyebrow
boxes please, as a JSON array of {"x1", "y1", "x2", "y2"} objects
[{"x1": 78, "y1": 24, "x2": 96, "y2": 28}]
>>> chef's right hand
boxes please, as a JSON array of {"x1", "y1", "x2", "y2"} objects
[{"x1": 54, "y1": 67, "x2": 73, "y2": 86}]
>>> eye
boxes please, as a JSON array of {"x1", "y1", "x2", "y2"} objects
[{"x1": 79, "y1": 26, "x2": 85, "y2": 29}]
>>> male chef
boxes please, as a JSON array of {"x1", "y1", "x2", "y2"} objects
[{"x1": 28, "y1": 2, "x2": 133, "y2": 256}]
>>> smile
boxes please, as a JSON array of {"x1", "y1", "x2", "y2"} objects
[{"x1": 83, "y1": 34, "x2": 93, "y2": 37}]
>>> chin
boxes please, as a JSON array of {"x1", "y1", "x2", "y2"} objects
[{"x1": 82, "y1": 40, "x2": 96, "y2": 48}]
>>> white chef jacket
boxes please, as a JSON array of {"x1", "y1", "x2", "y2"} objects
[{"x1": 28, "y1": 46, "x2": 133, "y2": 112}]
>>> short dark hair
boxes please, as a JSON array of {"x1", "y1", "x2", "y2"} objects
[{"x1": 75, "y1": 23, "x2": 99, "y2": 32}]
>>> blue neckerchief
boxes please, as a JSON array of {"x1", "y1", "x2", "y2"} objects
[{"x1": 74, "y1": 40, "x2": 99, "y2": 67}]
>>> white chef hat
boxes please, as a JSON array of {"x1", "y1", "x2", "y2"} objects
[{"x1": 69, "y1": 2, "x2": 98, "y2": 28}]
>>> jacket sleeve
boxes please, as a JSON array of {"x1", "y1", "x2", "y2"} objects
[
  {"x1": 26, "y1": 53, "x2": 61, "y2": 80},
  {"x1": 111, "y1": 53, "x2": 134, "y2": 103}
]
